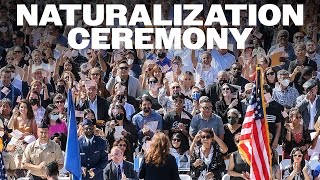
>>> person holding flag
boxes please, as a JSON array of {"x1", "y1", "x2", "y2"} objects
[{"x1": 237, "y1": 66, "x2": 272, "y2": 180}]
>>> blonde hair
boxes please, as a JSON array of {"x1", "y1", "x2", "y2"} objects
[{"x1": 145, "y1": 132, "x2": 170, "y2": 166}]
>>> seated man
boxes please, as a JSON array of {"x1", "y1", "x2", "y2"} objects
[{"x1": 103, "y1": 146, "x2": 138, "y2": 180}]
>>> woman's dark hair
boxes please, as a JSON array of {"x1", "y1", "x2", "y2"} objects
[
  {"x1": 147, "y1": 76, "x2": 158, "y2": 84},
  {"x1": 111, "y1": 104, "x2": 128, "y2": 122},
  {"x1": 44, "y1": 104, "x2": 61, "y2": 125},
  {"x1": 289, "y1": 147, "x2": 306, "y2": 172},
  {"x1": 113, "y1": 137, "x2": 131, "y2": 158},
  {"x1": 264, "y1": 67, "x2": 278, "y2": 84},
  {"x1": 51, "y1": 132, "x2": 67, "y2": 151},
  {"x1": 171, "y1": 132, "x2": 188, "y2": 155},
  {"x1": 61, "y1": 59, "x2": 80, "y2": 81},
  {"x1": 219, "y1": 83, "x2": 234, "y2": 100},
  {"x1": 26, "y1": 90, "x2": 41, "y2": 106},
  {"x1": 201, "y1": 128, "x2": 214, "y2": 138},
  {"x1": 19, "y1": 99, "x2": 35, "y2": 120}
]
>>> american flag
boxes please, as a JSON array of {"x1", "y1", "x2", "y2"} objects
[{"x1": 238, "y1": 67, "x2": 271, "y2": 180}]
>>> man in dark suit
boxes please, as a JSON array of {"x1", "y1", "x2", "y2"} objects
[
  {"x1": 296, "y1": 79, "x2": 320, "y2": 132},
  {"x1": 103, "y1": 146, "x2": 138, "y2": 180},
  {"x1": 205, "y1": 70, "x2": 229, "y2": 107},
  {"x1": 77, "y1": 80, "x2": 110, "y2": 129},
  {"x1": 79, "y1": 119, "x2": 108, "y2": 180}
]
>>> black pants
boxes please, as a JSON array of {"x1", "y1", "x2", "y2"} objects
[{"x1": 29, "y1": 174, "x2": 47, "y2": 180}]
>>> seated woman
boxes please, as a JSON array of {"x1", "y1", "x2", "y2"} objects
[
  {"x1": 282, "y1": 108, "x2": 311, "y2": 159},
  {"x1": 170, "y1": 132, "x2": 189, "y2": 157},
  {"x1": 8, "y1": 99, "x2": 37, "y2": 137},
  {"x1": 43, "y1": 104, "x2": 67, "y2": 138},
  {"x1": 215, "y1": 83, "x2": 243, "y2": 124},
  {"x1": 227, "y1": 133, "x2": 250, "y2": 180},
  {"x1": 105, "y1": 104, "x2": 137, "y2": 158},
  {"x1": 190, "y1": 128, "x2": 228, "y2": 180},
  {"x1": 223, "y1": 109, "x2": 242, "y2": 155},
  {"x1": 170, "y1": 132, "x2": 190, "y2": 171},
  {"x1": 283, "y1": 147, "x2": 312, "y2": 180}
]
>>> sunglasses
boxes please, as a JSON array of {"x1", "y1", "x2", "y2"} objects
[
  {"x1": 55, "y1": 100, "x2": 65, "y2": 104},
  {"x1": 293, "y1": 154, "x2": 303, "y2": 158},
  {"x1": 118, "y1": 144, "x2": 127, "y2": 147},
  {"x1": 119, "y1": 67, "x2": 129, "y2": 70},
  {"x1": 201, "y1": 135, "x2": 211, "y2": 139},
  {"x1": 172, "y1": 138, "x2": 181, "y2": 142},
  {"x1": 266, "y1": 72, "x2": 275, "y2": 76},
  {"x1": 202, "y1": 106, "x2": 212, "y2": 110}
]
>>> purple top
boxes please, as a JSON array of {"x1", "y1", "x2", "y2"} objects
[{"x1": 49, "y1": 121, "x2": 68, "y2": 137}]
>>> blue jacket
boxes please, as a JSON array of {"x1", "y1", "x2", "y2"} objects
[{"x1": 79, "y1": 135, "x2": 108, "y2": 180}]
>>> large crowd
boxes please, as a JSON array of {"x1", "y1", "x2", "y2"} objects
[{"x1": 0, "y1": 0, "x2": 319, "y2": 180}]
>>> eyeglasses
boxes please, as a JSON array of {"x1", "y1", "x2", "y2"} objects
[
  {"x1": 118, "y1": 144, "x2": 127, "y2": 147},
  {"x1": 222, "y1": 88, "x2": 230, "y2": 91},
  {"x1": 55, "y1": 100, "x2": 65, "y2": 104},
  {"x1": 148, "y1": 80, "x2": 157, "y2": 84},
  {"x1": 50, "y1": 112, "x2": 59, "y2": 115},
  {"x1": 293, "y1": 154, "x2": 303, "y2": 158},
  {"x1": 172, "y1": 138, "x2": 181, "y2": 142},
  {"x1": 201, "y1": 106, "x2": 212, "y2": 110},
  {"x1": 172, "y1": 62, "x2": 181, "y2": 65},
  {"x1": 266, "y1": 72, "x2": 275, "y2": 76},
  {"x1": 201, "y1": 135, "x2": 211, "y2": 139},
  {"x1": 119, "y1": 67, "x2": 129, "y2": 70}
]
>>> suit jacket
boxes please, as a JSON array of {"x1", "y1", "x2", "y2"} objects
[
  {"x1": 205, "y1": 83, "x2": 221, "y2": 106},
  {"x1": 103, "y1": 160, "x2": 138, "y2": 180},
  {"x1": 77, "y1": 95, "x2": 110, "y2": 122},
  {"x1": 296, "y1": 95, "x2": 320, "y2": 128},
  {"x1": 106, "y1": 76, "x2": 142, "y2": 98},
  {"x1": 79, "y1": 135, "x2": 108, "y2": 180}
]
